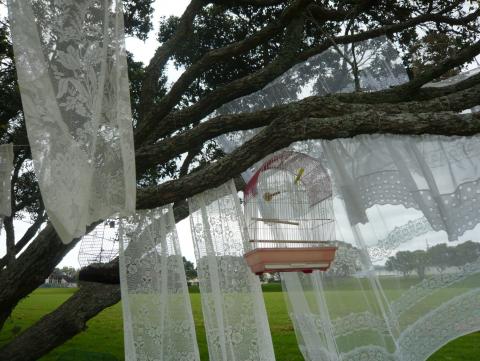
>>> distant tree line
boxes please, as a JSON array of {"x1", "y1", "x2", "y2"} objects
[
  {"x1": 183, "y1": 257, "x2": 198, "y2": 281},
  {"x1": 385, "y1": 241, "x2": 480, "y2": 279}
]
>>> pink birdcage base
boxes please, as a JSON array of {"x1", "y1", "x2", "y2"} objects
[{"x1": 244, "y1": 246, "x2": 337, "y2": 275}]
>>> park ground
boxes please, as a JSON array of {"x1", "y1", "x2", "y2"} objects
[{"x1": 0, "y1": 282, "x2": 479, "y2": 361}]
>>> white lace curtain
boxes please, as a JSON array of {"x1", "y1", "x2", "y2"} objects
[
  {"x1": 8, "y1": 0, "x2": 136, "y2": 243},
  {"x1": 282, "y1": 135, "x2": 480, "y2": 361},
  {"x1": 188, "y1": 180, "x2": 276, "y2": 361},
  {"x1": 119, "y1": 205, "x2": 200, "y2": 361}
]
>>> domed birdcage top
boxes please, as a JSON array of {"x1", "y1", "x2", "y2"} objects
[
  {"x1": 243, "y1": 150, "x2": 337, "y2": 275},
  {"x1": 78, "y1": 220, "x2": 119, "y2": 268},
  {"x1": 244, "y1": 151, "x2": 332, "y2": 207}
]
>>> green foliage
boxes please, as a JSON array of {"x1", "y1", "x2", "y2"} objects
[
  {"x1": 156, "y1": 0, "x2": 479, "y2": 107},
  {"x1": 0, "y1": 21, "x2": 21, "y2": 141},
  {"x1": 386, "y1": 241, "x2": 480, "y2": 279},
  {"x1": 182, "y1": 256, "x2": 197, "y2": 280},
  {"x1": 386, "y1": 250, "x2": 416, "y2": 277},
  {"x1": 123, "y1": 0, "x2": 155, "y2": 41},
  {"x1": 158, "y1": 4, "x2": 286, "y2": 101},
  {"x1": 451, "y1": 241, "x2": 480, "y2": 269},
  {"x1": 428, "y1": 243, "x2": 451, "y2": 273}
]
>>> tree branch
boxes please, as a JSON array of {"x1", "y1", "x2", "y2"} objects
[
  {"x1": 137, "y1": 110, "x2": 480, "y2": 210},
  {"x1": 145, "y1": 7, "x2": 480, "y2": 141},
  {"x1": 137, "y1": 0, "x2": 204, "y2": 124},
  {"x1": 428, "y1": 8, "x2": 480, "y2": 26},
  {"x1": 3, "y1": 216, "x2": 15, "y2": 267},
  {"x1": 299, "y1": 9, "x2": 480, "y2": 62},
  {"x1": 135, "y1": 0, "x2": 311, "y2": 142},
  {"x1": 136, "y1": 78, "x2": 480, "y2": 171},
  {"x1": 3, "y1": 212, "x2": 47, "y2": 266},
  {"x1": 0, "y1": 282, "x2": 121, "y2": 361},
  {"x1": 3, "y1": 153, "x2": 25, "y2": 267},
  {"x1": 0, "y1": 222, "x2": 94, "y2": 330},
  {"x1": 144, "y1": 12, "x2": 311, "y2": 143}
]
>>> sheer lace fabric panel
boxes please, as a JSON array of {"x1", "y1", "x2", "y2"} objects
[
  {"x1": 282, "y1": 135, "x2": 480, "y2": 361},
  {"x1": 188, "y1": 180, "x2": 275, "y2": 361},
  {"x1": 7, "y1": 0, "x2": 136, "y2": 243},
  {"x1": 322, "y1": 134, "x2": 480, "y2": 240},
  {"x1": 119, "y1": 205, "x2": 200, "y2": 361},
  {"x1": 0, "y1": 144, "x2": 13, "y2": 218}
]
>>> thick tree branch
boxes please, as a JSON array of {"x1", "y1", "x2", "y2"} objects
[
  {"x1": 3, "y1": 154, "x2": 24, "y2": 267},
  {"x1": 0, "y1": 222, "x2": 95, "y2": 330},
  {"x1": 136, "y1": 79, "x2": 480, "y2": 171},
  {"x1": 137, "y1": 110, "x2": 480, "y2": 210},
  {"x1": 3, "y1": 216, "x2": 15, "y2": 267}
]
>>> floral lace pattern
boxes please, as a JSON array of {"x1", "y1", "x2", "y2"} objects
[
  {"x1": 8, "y1": 0, "x2": 135, "y2": 243},
  {"x1": 189, "y1": 180, "x2": 275, "y2": 361},
  {"x1": 119, "y1": 206, "x2": 200, "y2": 361}
]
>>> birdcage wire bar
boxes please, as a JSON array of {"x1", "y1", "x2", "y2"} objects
[
  {"x1": 78, "y1": 220, "x2": 119, "y2": 268},
  {"x1": 243, "y1": 151, "x2": 337, "y2": 274}
]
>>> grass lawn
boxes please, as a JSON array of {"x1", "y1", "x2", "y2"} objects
[{"x1": 0, "y1": 283, "x2": 478, "y2": 361}]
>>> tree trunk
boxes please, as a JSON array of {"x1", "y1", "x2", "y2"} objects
[
  {"x1": 0, "y1": 282, "x2": 121, "y2": 361},
  {"x1": 0, "y1": 224, "x2": 80, "y2": 330}
]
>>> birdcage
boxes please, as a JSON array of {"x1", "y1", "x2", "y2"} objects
[
  {"x1": 78, "y1": 220, "x2": 119, "y2": 268},
  {"x1": 243, "y1": 151, "x2": 337, "y2": 275}
]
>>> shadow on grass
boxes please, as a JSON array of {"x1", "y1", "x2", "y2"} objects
[{"x1": 57, "y1": 349, "x2": 118, "y2": 361}]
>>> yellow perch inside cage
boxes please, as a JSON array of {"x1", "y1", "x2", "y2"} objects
[
  {"x1": 263, "y1": 191, "x2": 281, "y2": 202},
  {"x1": 251, "y1": 217, "x2": 300, "y2": 226},
  {"x1": 294, "y1": 168, "x2": 305, "y2": 185}
]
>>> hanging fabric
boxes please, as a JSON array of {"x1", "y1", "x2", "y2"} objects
[
  {"x1": 281, "y1": 135, "x2": 480, "y2": 361},
  {"x1": 7, "y1": 0, "x2": 136, "y2": 243},
  {"x1": 0, "y1": 144, "x2": 13, "y2": 230},
  {"x1": 323, "y1": 134, "x2": 480, "y2": 240},
  {"x1": 119, "y1": 205, "x2": 200, "y2": 361},
  {"x1": 188, "y1": 180, "x2": 276, "y2": 361}
]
